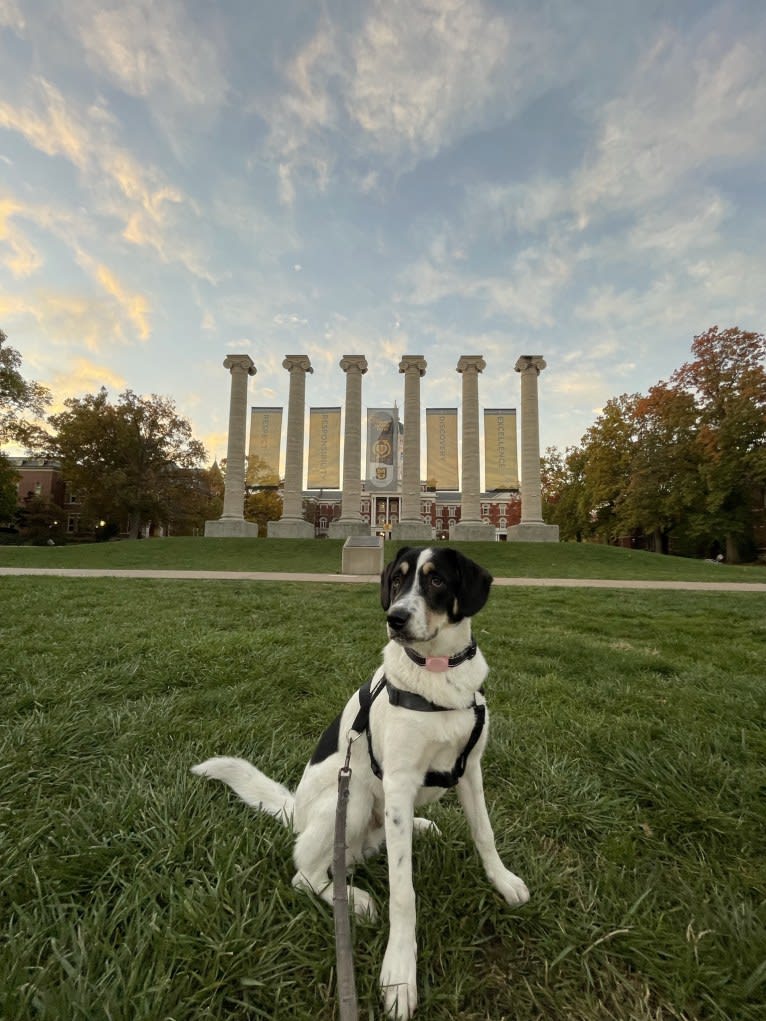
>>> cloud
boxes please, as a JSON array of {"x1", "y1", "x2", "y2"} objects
[
  {"x1": 0, "y1": 0, "x2": 25, "y2": 33},
  {"x1": 72, "y1": 0, "x2": 228, "y2": 111},
  {"x1": 47, "y1": 357, "x2": 127, "y2": 410},
  {"x1": 93, "y1": 264, "x2": 151, "y2": 341},
  {"x1": 264, "y1": 0, "x2": 562, "y2": 201},
  {"x1": 573, "y1": 25, "x2": 766, "y2": 221},
  {"x1": 0, "y1": 197, "x2": 43, "y2": 277},
  {"x1": 0, "y1": 77, "x2": 217, "y2": 282}
]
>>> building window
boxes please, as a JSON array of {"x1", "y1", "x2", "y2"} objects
[
  {"x1": 319, "y1": 517, "x2": 327, "y2": 530},
  {"x1": 449, "y1": 518, "x2": 456, "y2": 528},
  {"x1": 67, "y1": 514, "x2": 80, "y2": 533},
  {"x1": 481, "y1": 503, "x2": 489, "y2": 515}
]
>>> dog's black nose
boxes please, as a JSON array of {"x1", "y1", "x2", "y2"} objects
[{"x1": 387, "y1": 609, "x2": 410, "y2": 632}]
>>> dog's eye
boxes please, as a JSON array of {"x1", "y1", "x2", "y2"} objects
[
  {"x1": 429, "y1": 574, "x2": 444, "y2": 588},
  {"x1": 391, "y1": 575, "x2": 402, "y2": 592}
]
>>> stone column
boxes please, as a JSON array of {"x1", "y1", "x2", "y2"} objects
[
  {"x1": 329, "y1": 355, "x2": 369, "y2": 538},
  {"x1": 205, "y1": 354, "x2": 260, "y2": 537},
  {"x1": 268, "y1": 355, "x2": 315, "y2": 538},
  {"x1": 392, "y1": 355, "x2": 432, "y2": 541},
  {"x1": 451, "y1": 355, "x2": 494, "y2": 541},
  {"x1": 508, "y1": 355, "x2": 559, "y2": 542}
]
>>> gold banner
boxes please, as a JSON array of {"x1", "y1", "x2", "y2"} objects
[
  {"x1": 248, "y1": 407, "x2": 282, "y2": 484},
  {"x1": 366, "y1": 408, "x2": 399, "y2": 491},
  {"x1": 426, "y1": 408, "x2": 459, "y2": 490},
  {"x1": 307, "y1": 407, "x2": 341, "y2": 489},
  {"x1": 484, "y1": 409, "x2": 519, "y2": 490}
]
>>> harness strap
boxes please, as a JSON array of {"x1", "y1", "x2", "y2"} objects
[{"x1": 350, "y1": 674, "x2": 486, "y2": 789}]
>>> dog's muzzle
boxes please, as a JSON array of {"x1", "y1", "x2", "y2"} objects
[{"x1": 386, "y1": 609, "x2": 410, "y2": 637}]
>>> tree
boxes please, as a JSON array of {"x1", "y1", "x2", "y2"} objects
[
  {"x1": 241, "y1": 454, "x2": 282, "y2": 535},
  {"x1": 579, "y1": 394, "x2": 640, "y2": 542},
  {"x1": 617, "y1": 384, "x2": 703, "y2": 553},
  {"x1": 244, "y1": 490, "x2": 283, "y2": 536},
  {"x1": 670, "y1": 326, "x2": 766, "y2": 560},
  {"x1": 1, "y1": 329, "x2": 51, "y2": 525},
  {"x1": 0, "y1": 328, "x2": 51, "y2": 446},
  {"x1": 48, "y1": 389, "x2": 207, "y2": 539},
  {"x1": 541, "y1": 446, "x2": 591, "y2": 541}
]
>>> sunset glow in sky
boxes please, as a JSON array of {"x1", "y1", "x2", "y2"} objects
[{"x1": 1, "y1": 0, "x2": 765, "y2": 465}]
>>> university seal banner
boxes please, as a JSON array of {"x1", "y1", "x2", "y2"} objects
[
  {"x1": 366, "y1": 407, "x2": 399, "y2": 491},
  {"x1": 426, "y1": 408, "x2": 459, "y2": 490},
  {"x1": 248, "y1": 407, "x2": 282, "y2": 485},
  {"x1": 484, "y1": 409, "x2": 519, "y2": 490},
  {"x1": 307, "y1": 407, "x2": 341, "y2": 489}
]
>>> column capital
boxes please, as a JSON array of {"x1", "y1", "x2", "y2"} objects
[
  {"x1": 340, "y1": 354, "x2": 368, "y2": 375},
  {"x1": 398, "y1": 355, "x2": 427, "y2": 377},
  {"x1": 514, "y1": 355, "x2": 546, "y2": 375},
  {"x1": 282, "y1": 354, "x2": 313, "y2": 374},
  {"x1": 223, "y1": 354, "x2": 256, "y2": 376},
  {"x1": 457, "y1": 354, "x2": 486, "y2": 375}
]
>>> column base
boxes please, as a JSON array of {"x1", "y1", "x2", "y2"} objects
[
  {"x1": 267, "y1": 518, "x2": 315, "y2": 539},
  {"x1": 449, "y1": 522, "x2": 496, "y2": 542},
  {"x1": 391, "y1": 520, "x2": 433, "y2": 541},
  {"x1": 328, "y1": 519, "x2": 371, "y2": 539},
  {"x1": 204, "y1": 518, "x2": 260, "y2": 538},
  {"x1": 507, "y1": 522, "x2": 560, "y2": 543}
]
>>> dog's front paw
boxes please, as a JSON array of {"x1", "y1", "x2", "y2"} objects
[
  {"x1": 493, "y1": 869, "x2": 530, "y2": 907},
  {"x1": 380, "y1": 941, "x2": 417, "y2": 1019}
]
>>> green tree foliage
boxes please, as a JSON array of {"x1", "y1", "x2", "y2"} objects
[
  {"x1": 48, "y1": 389, "x2": 207, "y2": 539},
  {"x1": 0, "y1": 329, "x2": 51, "y2": 524},
  {"x1": 544, "y1": 326, "x2": 766, "y2": 560},
  {"x1": 243, "y1": 455, "x2": 282, "y2": 535},
  {"x1": 670, "y1": 326, "x2": 766, "y2": 560},
  {"x1": 541, "y1": 446, "x2": 590, "y2": 541},
  {"x1": 0, "y1": 328, "x2": 50, "y2": 446}
]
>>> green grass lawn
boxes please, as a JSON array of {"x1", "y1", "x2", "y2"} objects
[
  {"x1": 2, "y1": 576, "x2": 764, "y2": 1020},
  {"x1": 1, "y1": 535, "x2": 764, "y2": 581}
]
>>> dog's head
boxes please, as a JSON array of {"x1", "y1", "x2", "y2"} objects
[{"x1": 380, "y1": 546, "x2": 493, "y2": 644}]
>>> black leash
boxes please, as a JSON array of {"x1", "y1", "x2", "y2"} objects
[{"x1": 333, "y1": 740, "x2": 359, "y2": 1021}]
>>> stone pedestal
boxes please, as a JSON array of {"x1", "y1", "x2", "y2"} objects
[
  {"x1": 341, "y1": 535, "x2": 384, "y2": 575},
  {"x1": 507, "y1": 354, "x2": 558, "y2": 543},
  {"x1": 392, "y1": 355, "x2": 432, "y2": 541},
  {"x1": 268, "y1": 355, "x2": 315, "y2": 539},
  {"x1": 451, "y1": 355, "x2": 494, "y2": 542},
  {"x1": 205, "y1": 517, "x2": 260, "y2": 538},
  {"x1": 329, "y1": 355, "x2": 370, "y2": 539},
  {"x1": 205, "y1": 354, "x2": 260, "y2": 538}
]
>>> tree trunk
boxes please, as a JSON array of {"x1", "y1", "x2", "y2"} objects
[{"x1": 725, "y1": 533, "x2": 740, "y2": 563}]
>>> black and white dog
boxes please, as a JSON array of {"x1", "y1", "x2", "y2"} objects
[{"x1": 192, "y1": 546, "x2": 529, "y2": 1019}]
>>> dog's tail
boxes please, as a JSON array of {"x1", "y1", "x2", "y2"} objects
[{"x1": 191, "y1": 756, "x2": 295, "y2": 826}]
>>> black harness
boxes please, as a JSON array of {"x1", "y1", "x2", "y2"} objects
[{"x1": 350, "y1": 673, "x2": 486, "y2": 789}]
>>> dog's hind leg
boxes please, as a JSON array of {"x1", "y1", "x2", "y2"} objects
[{"x1": 292, "y1": 790, "x2": 378, "y2": 921}]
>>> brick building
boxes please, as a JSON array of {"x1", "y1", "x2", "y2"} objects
[{"x1": 307, "y1": 483, "x2": 521, "y2": 540}]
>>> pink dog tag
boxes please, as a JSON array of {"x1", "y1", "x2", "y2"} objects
[{"x1": 425, "y1": 656, "x2": 450, "y2": 673}]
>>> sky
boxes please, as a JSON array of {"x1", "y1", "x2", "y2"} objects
[{"x1": 1, "y1": 0, "x2": 765, "y2": 472}]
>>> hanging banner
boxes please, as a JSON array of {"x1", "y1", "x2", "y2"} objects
[
  {"x1": 366, "y1": 407, "x2": 399, "y2": 492},
  {"x1": 307, "y1": 407, "x2": 341, "y2": 489},
  {"x1": 426, "y1": 408, "x2": 459, "y2": 490},
  {"x1": 248, "y1": 407, "x2": 282, "y2": 485},
  {"x1": 484, "y1": 409, "x2": 519, "y2": 490}
]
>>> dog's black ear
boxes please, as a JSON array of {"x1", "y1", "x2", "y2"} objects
[
  {"x1": 452, "y1": 549, "x2": 493, "y2": 619},
  {"x1": 380, "y1": 546, "x2": 414, "y2": 610}
]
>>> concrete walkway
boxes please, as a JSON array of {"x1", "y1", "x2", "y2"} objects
[{"x1": 2, "y1": 566, "x2": 765, "y2": 592}]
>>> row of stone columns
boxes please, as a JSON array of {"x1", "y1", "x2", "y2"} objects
[{"x1": 205, "y1": 351, "x2": 558, "y2": 541}]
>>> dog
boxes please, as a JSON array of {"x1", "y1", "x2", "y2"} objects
[{"x1": 192, "y1": 546, "x2": 529, "y2": 1019}]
